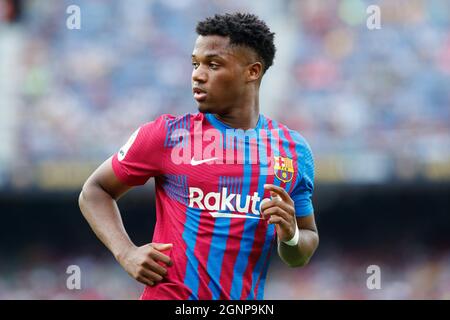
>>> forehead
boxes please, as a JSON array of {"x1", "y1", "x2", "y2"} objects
[{"x1": 192, "y1": 35, "x2": 232, "y2": 58}]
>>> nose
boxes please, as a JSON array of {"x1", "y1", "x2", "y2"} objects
[{"x1": 192, "y1": 65, "x2": 207, "y2": 83}]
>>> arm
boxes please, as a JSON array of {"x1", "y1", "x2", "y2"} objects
[
  {"x1": 277, "y1": 214, "x2": 319, "y2": 267},
  {"x1": 78, "y1": 156, "x2": 172, "y2": 286},
  {"x1": 261, "y1": 184, "x2": 319, "y2": 268}
]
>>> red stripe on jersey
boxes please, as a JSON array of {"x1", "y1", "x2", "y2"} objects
[{"x1": 219, "y1": 218, "x2": 247, "y2": 299}]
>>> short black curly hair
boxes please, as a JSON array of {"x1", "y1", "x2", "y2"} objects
[{"x1": 196, "y1": 13, "x2": 276, "y2": 74}]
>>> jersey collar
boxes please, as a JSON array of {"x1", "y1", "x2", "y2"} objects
[{"x1": 205, "y1": 113, "x2": 263, "y2": 133}]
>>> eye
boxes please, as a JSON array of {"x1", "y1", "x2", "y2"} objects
[
  {"x1": 192, "y1": 62, "x2": 199, "y2": 69},
  {"x1": 209, "y1": 63, "x2": 219, "y2": 70}
]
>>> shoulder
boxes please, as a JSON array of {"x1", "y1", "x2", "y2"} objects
[
  {"x1": 139, "y1": 112, "x2": 203, "y2": 148},
  {"x1": 263, "y1": 115, "x2": 313, "y2": 155},
  {"x1": 154, "y1": 112, "x2": 203, "y2": 128},
  {"x1": 139, "y1": 112, "x2": 202, "y2": 131},
  {"x1": 287, "y1": 128, "x2": 313, "y2": 157},
  {"x1": 161, "y1": 112, "x2": 203, "y2": 123},
  {"x1": 272, "y1": 122, "x2": 316, "y2": 187}
]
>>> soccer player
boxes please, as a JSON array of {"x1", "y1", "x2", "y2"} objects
[{"x1": 79, "y1": 13, "x2": 319, "y2": 300}]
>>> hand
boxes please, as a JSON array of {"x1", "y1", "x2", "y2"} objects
[
  {"x1": 261, "y1": 184, "x2": 298, "y2": 243},
  {"x1": 118, "y1": 243, "x2": 173, "y2": 286}
]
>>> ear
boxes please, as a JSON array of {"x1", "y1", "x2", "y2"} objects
[{"x1": 246, "y1": 62, "x2": 263, "y2": 82}]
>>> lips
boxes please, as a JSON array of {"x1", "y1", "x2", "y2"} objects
[{"x1": 193, "y1": 87, "x2": 207, "y2": 102}]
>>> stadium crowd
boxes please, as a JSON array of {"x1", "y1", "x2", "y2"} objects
[
  {"x1": 0, "y1": 0, "x2": 448, "y2": 187},
  {"x1": 1, "y1": 248, "x2": 450, "y2": 299}
]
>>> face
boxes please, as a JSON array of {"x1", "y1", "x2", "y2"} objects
[{"x1": 191, "y1": 35, "x2": 251, "y2": 114}]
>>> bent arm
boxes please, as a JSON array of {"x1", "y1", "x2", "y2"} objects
[
  {"x1": 78, "y1": 156, "x2": 135, "y2": 262},
  {"x1": 277, "y1": 214, "x2": 319, "y2": 267}
]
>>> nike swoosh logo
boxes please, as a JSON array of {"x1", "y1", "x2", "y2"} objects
[
  {"x1": 209, "y1": 212, "x2": 263, "y2": 220},
  {"x1": 190, "y1": 157, "x2": 218, "y2": 166}
]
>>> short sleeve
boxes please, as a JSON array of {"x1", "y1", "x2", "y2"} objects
[
  {"x1": 290, "y1": 132, "x2": 315, "y2": 217},
  {"x1": 111, "y1": 115, "x2": 168, "y2": 186}
]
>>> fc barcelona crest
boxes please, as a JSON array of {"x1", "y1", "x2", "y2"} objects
[{"x1": 274, "y1": 156, "x2": 294, "y2": 183}]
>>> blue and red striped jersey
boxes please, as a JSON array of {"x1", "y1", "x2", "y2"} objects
[{"x1": 112, "y1": 112, "x2": 314, "y2": 300}]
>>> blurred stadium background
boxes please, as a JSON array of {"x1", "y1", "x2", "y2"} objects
[{"x1": 1, "y1": 0, "x2": 449, "y2": 299}]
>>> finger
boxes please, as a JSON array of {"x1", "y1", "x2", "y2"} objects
[
  {"x1": 260, "y1": 197, "x2": 293, "y2": 214},
  {"x1": 144, "y1": 259, "x2": 168, "y2": 277},
  {"x1": 260, "y1": 197, "x2": 279, "y2": 212},
  {"x1": 268, "y1": 217, "x2": 291, "y2": 233},
  {"x1": 267, "y1": 215, "x2": 289, "y2": 228},
  {"x1": 150, "y1": 243, "x2": 173, "y2": 264},
  {"x1": 151, "y1": 243, "x2": 173, "y2": 251},
  {"x1": 262, "y1": 206, "x2": 292, "y2": 222},
  {"x1": 149, "y1": 250, "x2": 172, "y2": 267},
  {"x1": 139, "y1": 267, "x2": 164, "y2": 282},
  {"x1": 270, "y1": 191, "x2": 282, "y2": 202},
  {"x1": 136, "y1": 276, "x2": 155, "y2": 287},
  {"x1": 264, "y1": 184, "x2": 293, "y2": 204}
]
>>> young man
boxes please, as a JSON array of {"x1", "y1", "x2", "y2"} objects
[{"x1": 79, "y1": 13, "x2": 319, "y2": 300}]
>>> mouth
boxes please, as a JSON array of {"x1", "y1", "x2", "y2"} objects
[{"x1": 193, "y1": 87, "x2": 207, "y2": 102}]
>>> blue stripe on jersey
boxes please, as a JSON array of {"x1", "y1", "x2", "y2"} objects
[
  {"x1": 247, "y1": 119, "x2": 280, "y2": 299},
  {"x1": 164, "y1": 115, "x2": 191, "y2": 148},
  {"x1": 163, "y1": 118, "x2": 171, "y2": 147},
  {"x1": 182, "y1": 174, "x2": 189, "y2": 205},
  {"x1": 182, "y1": 206, "x2": 202, "y2": 300},
  {"x1": 174, "y1": 116, "x2": 180, "y2": 148},
  {"x1": 187, "y1": 115, "x2": 191, "y2": 147},
  {"x1": 162, "y1": 174, "x2": 188, "y2": 204},
  {"x1": 206, "y1": 176, "x2": 231, "y2": 299},
  {"x1": 167, "y1": 118, "x2": 177, "y2": 147},
  {"x1": 230, "y1": 131, "x2": 262, "y2": 299},
  {"x1": 181, "y1": 175, "x2": 189, "y2": 205},
  {"x1": 235, "y1": 177, "x2": 243, "y2": 210},
  {"x1": 181, "y1": 115, "x2": 186, "y2": 147}
]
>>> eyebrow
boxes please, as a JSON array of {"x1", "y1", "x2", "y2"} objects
[{"x1": 191, "y1": 54, "x2": 225, "y2": 60}]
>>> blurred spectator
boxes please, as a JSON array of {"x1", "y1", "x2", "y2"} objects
[
  {"x1": 1, "y1": 248, "x2": 449, "y2": 299},
  {"x1": 1, "y1": 0, "x2": 449, "y2": 186}
]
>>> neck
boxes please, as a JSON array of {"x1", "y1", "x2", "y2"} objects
[{"x1": 214, "y1": 91, "x2": 260, "y2": 130}]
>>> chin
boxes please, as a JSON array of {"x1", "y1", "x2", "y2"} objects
[{"x1": 197, "y1": 103, "x2": 213, "y2": 114}]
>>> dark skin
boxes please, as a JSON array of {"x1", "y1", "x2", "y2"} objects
[
  {"x1": 192, "y1": 35, "x2": 261, "y2": 129},
  {"x1": 78, "y1": 35, "x2": 318, "y2": 289},
  {"x1": 263, "y1": 185, "x2": 319, "y2": 267}
]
